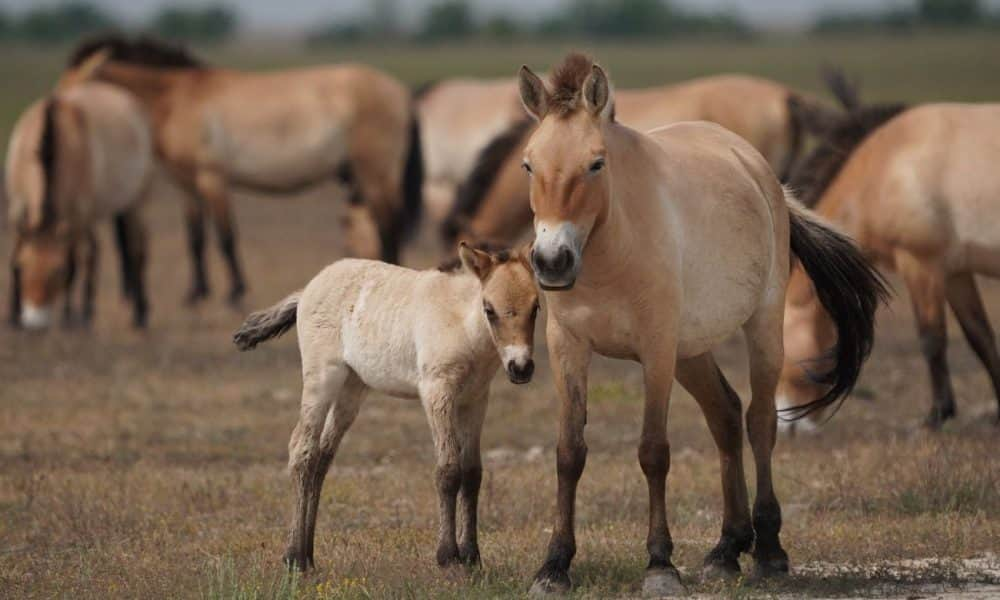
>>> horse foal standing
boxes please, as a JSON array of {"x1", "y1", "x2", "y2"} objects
[{"x1": 234, "y1": 244, "x2": 539, "y2": 570}]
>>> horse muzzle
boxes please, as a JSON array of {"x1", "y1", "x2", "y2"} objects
[{"x1": 532, "y1": 222, "x2": 582, "y2": 291}]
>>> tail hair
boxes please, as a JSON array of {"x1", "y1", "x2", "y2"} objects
[
  {"x1": 233, "y1": 291, "x2": 300, "y2": 351},
  {"x1": 399, "y1": 115, "x2": 424, "y2": 243},
  {"x1": 783, "y1": 192, "x2": 890, "y2": 420}
]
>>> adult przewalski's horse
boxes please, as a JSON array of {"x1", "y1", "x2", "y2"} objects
[
  {"x1": 517, "y1": 54, "x2": 887, "y2": 595},
  {"x1": 62, "y1": 35, "x2": 423, "y2": 305}
]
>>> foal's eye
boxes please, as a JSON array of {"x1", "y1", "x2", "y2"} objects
[
  {"x1": 530, "y1": 302, "x2": 540, "y2": 319},
  {"x1": 589, "y1": 158, "x2": 605, "y2": 173},
  {"x1": 484, "y1": 303, "x2": 498, "y2": 322},
  {"x1": 522, "y1": 162, "x2": 533, "y2": 175}
]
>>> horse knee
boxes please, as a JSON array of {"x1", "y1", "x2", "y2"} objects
[
  {"x1": 556, "y1": 441, "x2": 587, "y2": 481},
  {"x1": 638, "y1": 438, "x2": 670, "y2": 479},
  {"x1": 920, "y1": 329, "x2": 948, "y2": 361},
  {"x1": 435, "y1": 460, "x2": 462, "y2": 497},
  {"x1": 460, "y1": 462, "x2": 482, "y2": 492}
]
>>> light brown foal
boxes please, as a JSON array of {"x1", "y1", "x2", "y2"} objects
[{"x1": 518, "y1": 54, "x2": 887, "y2": 596}]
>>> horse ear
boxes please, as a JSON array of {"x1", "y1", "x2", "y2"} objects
[
  {"x1": 459, "y1": 242, "x2": 494, "y2": 281},
  {"x1": 76, "y1": 48, "x2": 111, "y2": 81},
  {"x1": 518, "y1": 66, "x2": 548, "y2": 121},
  {"x1": 583, "y1": 64, "x2": 613, "y2": 119}
]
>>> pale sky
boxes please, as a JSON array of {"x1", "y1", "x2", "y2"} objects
[{"x1": 3, "y1": 0, "x2": 997, "y2": 30}]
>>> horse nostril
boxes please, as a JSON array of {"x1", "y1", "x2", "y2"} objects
[
  {"x1": 507, "y1": 360, "x2": 516, "y2": 373},
  {"x1": 523, "y1": 360, "x2": 535, "y2": 379},
  {"x1": 554, "y1": 247, "x2": 573, "y2": 272}
]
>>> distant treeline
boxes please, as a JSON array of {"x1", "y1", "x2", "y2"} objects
[
  {"x1": 0, "y1": 2, "x2": 237, "y2": 43},
  {"x1": 814, "y1": 0, "x2": 1000, "y2": 34}
]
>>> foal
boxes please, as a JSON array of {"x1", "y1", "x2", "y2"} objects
[{"x1": 234, "y1": 244, "x2": 539, "y2": 571}]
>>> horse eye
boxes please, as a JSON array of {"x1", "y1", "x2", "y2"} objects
[
  {"x1": 589, "y1": 158, "x2": 605, "y2": 173},
  {"x1": 484, "y1": 304, "x2": 498, "y2": 322},
  {"x1": 522, "y1": 162, "x2": 533, "y2": 175},
  {"x1": 530, "y1": 303, "x2": 540, "y2": 319}
]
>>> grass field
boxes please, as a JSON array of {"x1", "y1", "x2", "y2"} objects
[{"x1": 1, "y1": 33, "x2": 1000, "y2": 599}]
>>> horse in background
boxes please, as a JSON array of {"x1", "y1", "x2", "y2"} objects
[
  {"x1": 515, "y1": 53, "x2": 886, "y2": 594},
  {"x1": 61, "y1": 34, "x2": 423, "y2": 306},
  {"x1": 441, "y1": 73, "x2": 837, "y2": 247},
  {"x1": 779, "y1": 76, "x2": 1000, "y2": 430},
  {"x1": 6, "y1": 81, "x2": 153, "y2": 329}
]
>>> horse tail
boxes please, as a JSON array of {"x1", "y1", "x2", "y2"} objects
[
  {"x1": 398, "y1": 114, "x2": 424, "y2": 244},
  {"x1": 783, "y1": 191, "x2": 890, "y2": 420},
  {"x1": 233, "y1": 290, "x2": 300, "y2": 351}
]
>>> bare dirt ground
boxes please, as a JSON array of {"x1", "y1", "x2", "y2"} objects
[{"x1": 1, "y1": 183, "x2": 998, "y2": 598}]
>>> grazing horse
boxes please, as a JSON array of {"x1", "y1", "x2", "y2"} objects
[
  {"x1": 442, "y1": 74, "x2": 834, "y2": 247},
  {"x1": 516, "y1": 54, "x2": 886, "y2": 595},
  {"x1": 62, "y1": 34, "x2": 423, "y2": 305},
  {"x1": 6, "y1": 81, "x2": 153, "y2": 329},
  {"x1": 233, "y1": 244, "x2": 539, "y2": 571},
  {"x1": 416, "y1": 77, "x2": 523, "y2": 219},
  {"x1": 779, "y1": 92, "x2": 1000, "y2": 429}
]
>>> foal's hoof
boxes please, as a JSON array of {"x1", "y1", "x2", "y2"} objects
[
  {"x1": 529, "y1": 567, "x2": 571, "y2": 596},
  {"x1": 283, "y1": 550, "x2": 314, "y2": 572},
  {"x1": 458, "y1": 544, "x2": 481, "y2": 567},
  {"x1": 643, "y1": 566, "x2": 684, "y2": 597}
]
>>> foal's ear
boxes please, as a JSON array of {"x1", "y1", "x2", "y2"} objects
[
  {"x1": 459, "y1": 242, "x2": 494, "y2": 281},
  {"x1": 519, "y1": 66, "x2": 549, "y2": 122},
  {"x1": 582, "y1": 64, "x2": 613, "y2": 119}
]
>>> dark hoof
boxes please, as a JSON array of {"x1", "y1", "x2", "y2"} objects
[
  {"x1": 530, "y1": 565, "x2": 572, "y2": 596},
  {"x1": 924, "y1": 405, "x2": 956, "y2": 430},
  {"x1": 458, "y1": 544, "x2": 481, "y2": 567},
  {"x1": 228, "y1": 284, "x2": 247, "y2": 308},
  {"x1": 185, "y1": 286, "x2": 210, "y2": 306},
  {"x1": 283, "y1": 550, "x2": 313, "y2": 572},
  {"x1": 751, "y1": 551, "x2": 789, "y2": 580},
  {"x1": 702, "y1": 555, "x2": 741, "y2": 581},
  {"x1": 643, "y1": 566, "x2": 684, "y2": 597},
  {"x1": 436, "y1": 544, "x2": 461, "y2": 567}
]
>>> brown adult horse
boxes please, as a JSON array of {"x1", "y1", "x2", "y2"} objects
[
  {"x1": 517, "y1": 54, "x2": 886, "y2": 595},
  {"x1": 6, "y1": 82, "x2": 153, "y2": 329},
  {"x1": 61, "y1": 35, "x2": 423, "y2": 305},
  {"x1": 442, "y1": 74, "x2": 833, "y2": 246},
  {"x1": 779, "y1": 87, "x2": 1000, "y2": 430}
]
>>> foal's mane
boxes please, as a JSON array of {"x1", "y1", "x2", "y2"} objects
[
  {"x1": 790, "y1": 70, "x2": 906, "y2": 208},
  {"x1": 68, "y1": 34, "x2": 205, "y2": 70},
  {"x1": 441, "y1": 119, "x2": 533, "y2": 243}
]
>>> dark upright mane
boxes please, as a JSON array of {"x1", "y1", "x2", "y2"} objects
[
  {"x1": 437, "y1": 242, "x2": 513, "y2": 273},
  {"x1": 68, "y1": 34, "x2": 205, "y2": 70},
  {"x1": 36, "y1": 98, "x2": 59, "y2": 231},
  {"x1": 548, "y1": 52, "x2": 595, "y2": 116},
  {"x1": 441, "y1": 119, "x2": 533, "y2": 243}
]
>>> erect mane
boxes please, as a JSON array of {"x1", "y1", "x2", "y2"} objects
[
  {"x1": 790, "y1": 103, "x2": 907, "y2": 209},
  {"x1": 68, "y1": 33, "x2": 205, "y2": 70},
  {"x1": 35, "y1": 97, "x2": 59, "y2": 231},
  {"x1": 548, "y1": 52, "x2": 596, "y2": 116},
  {"x1": 437, "y1": 242, "x2": 513, "y2": 273},
  {"x1": 441, "y1": 119, "x2": 533, "y2": 243}
]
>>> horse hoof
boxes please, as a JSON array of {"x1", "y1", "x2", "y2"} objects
[
  {"x1": 751, "y1": 555, "x2": 789, "y2": 581},
  {"x1": 458, "y1": 544, "x2": 481, "y2": 567},
  {"x1": 643, "y1": 566, "x2": 684, "y2": 597},
  {"x1": 701, "y1": 559, "x2": 740, "y2": 582},
  {"x1": 283, "y1": 551, "x2": 313, "y2": 572},
  {"x1": 185, "y1": 289, "x2": 209, "y2": 306},
  {"x1": 529, "y1": 569, "x2": 571, "y2": 596}
]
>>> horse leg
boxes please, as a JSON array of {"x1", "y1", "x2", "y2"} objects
[
  {"x1": 676, "y1": 354, "x2": 752, "y2": 579},
  {"x1": 638, "y1": 348, "x2": 683, "y2": 597},
  {"x1": 196, "y1": 170, "x2": 246, "y2": 306},
  {"x1": 743, "y1": 303, "x2": 790, "y2": 579},
  {"x1": 946, "y1": 273, "x2": 1000, "y2": 424},
  {"x1": 80, "y1": 229, "x2": 98, "y2": 326},
  {"x1": 284, "y1": 362, "x2": 357, "y2": 571},
  {"x1": 113, "y1": 213, "x2": 133, "y2": 300},
  {"x1": 60, "y1": 242, "x2": 78, "y2": 327},
  {"x1": 119, "y1": 210, "x2": 149, "y2": 329},
  {"x1": 456, "y1": 390, "x2": 488, "y2": 566},
  {"x1": 421, "y1": 378, "x2": 465, "y2": 566},
  {"x1": 8, "y1": 247, "x2": 21, "y2": 328},
  {"x1": 898, "y1": 254, "x2": 954, "y2": 428},
  {"x1": 530, "y1": 324, "x2": 591, "y2": 595},
  {"x1": 183, "y1": 195, "x2": 209, "y2": 304},
  {"x1": 344, "y1": 164, "x2": 398, "y2": 263}
]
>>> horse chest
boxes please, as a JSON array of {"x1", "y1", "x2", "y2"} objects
[{"x1": 553, "y1": 297, "x2": 642, "y2": 361}]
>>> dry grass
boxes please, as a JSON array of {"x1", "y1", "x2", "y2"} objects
[{"x1": 2, "y1": 33, "x2": 1000, "y2": 599}]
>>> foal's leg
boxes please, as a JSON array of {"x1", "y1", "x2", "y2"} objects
[
  {"x1": 456, "y1": 390, "x2": 488, "y2": 565},
  {"x1": 898, "y1": 254, "x2": 955, "y2": 428},
  {"x1": 421, "y1": 378, "x2": 465, "y2": 566},
  {"x1": 79, "y1": 230, "x2": 98, "y2": 326},
  {"x1": 196, "y1": 170, "x2": 246, "y2": 306},
  {"x1": 676, "y1": 354, "x2": 752, "y2": 579},
  {"x1": 284, "y1": 362, "x2": 359, "y2": 571},
  {"x1": 183, "y1": 194, "x2": 210, "y2": 304},
  {"x1": 60, "y1": 243, "x2": 78, "y2": 326},
  {"x1": 946, "y1": 273, "x2": 1000, "y2": 424},
  {"x1": 531, "y1": 324, "x2": 591, "y2": 595},
  {"x1": 743, "y1": 305, "x2": 790, "y2": 579},
  {"x1": 638, "y1": 348, "x2": 684, "y2": 597}
]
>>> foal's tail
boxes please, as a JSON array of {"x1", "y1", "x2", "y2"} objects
[
  {"x1": 233, "y1": 291, "x2": 300, "y2": 351},
  {"x1": 785, "y1": 192, "x2": 890, "y2": 420}
]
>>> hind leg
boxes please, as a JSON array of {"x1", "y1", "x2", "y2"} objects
[
  {"x1": 118, "y1": 211, "x2": 149, "y2": 329},
  {"x1": 60, "y1": 242, "x2": 78, "y2": 327},
  {"x1": 898, "y1": 254, "x2": 955, "y2": 428},
  {"x1": 284, "y1": 362, "x2": 364, "y2": 571},
  {"x1": 196, "y1": 170, "x2": 246, "y2": 306},
  {"x1": 743, "y1": 301, "x2": 790, "y2": 578},
  {"x1": 183, "y1": 194, "x2": 210, "y2": 304},
  {"x1": 456, "y1": 390, "x2": 488, "y2": 566},
  {"x1": 79, "y1": 230, "x2": 98, "y2": 326},
  {"x1": 8, "y1": 244, "x2": 21, "y2": 328},
  {"x1": 946, "y1": 273, "x2": 1000, "y2": 424},
  {"x1": 676, "y1": 354, "x2": 752, "y2": 579}
]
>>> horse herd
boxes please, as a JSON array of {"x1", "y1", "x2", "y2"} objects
[{"x1": 6, "y1": 35, "x2": 1000, "y2": 595}]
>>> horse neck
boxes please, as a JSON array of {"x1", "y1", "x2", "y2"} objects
[{"x1": 94, "y1": 63, "x2": 178, "y2": 117}]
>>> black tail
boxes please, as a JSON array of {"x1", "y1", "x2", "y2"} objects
[
  {"x1": 38, "y1": 97, "x2": 59, "y2": 231},
  {"x1": 399, "y1": 116, "x2": 424, "y2": 244},
  {"x1": 233, "y1": 291, "x2": 300, "y2": 351},
  {"x1": 784, "y1": 196, "x2": 890, "y2": 420}
]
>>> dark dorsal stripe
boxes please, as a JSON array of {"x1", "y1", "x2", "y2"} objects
[
  {"x1": 441, "y1": 119, "x2": 533, "y2": 243},
  {"x1": 437, "y1": 242, "x2": 512, "y2": 273},
  {"x1": 36, "y1": 97, "x2": 59, "y2": 231},
  {"x1": 790, "y1": 103, "x2": 907, "y2": 209},
  {"x1": 68, "y1": 33, "x2": 204, "y2": 70}
]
